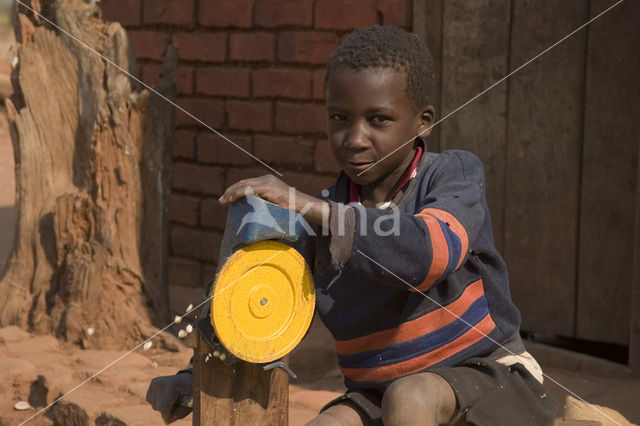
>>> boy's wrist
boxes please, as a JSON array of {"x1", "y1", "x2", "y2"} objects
[{"x1": 294, "y1": 192, "x2": 329, "y2": 225}]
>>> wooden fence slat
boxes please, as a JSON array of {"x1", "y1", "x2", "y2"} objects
[
  {"x1": 439, "y1": 0, "x2": 511, "y2": 253},
  {"x1": 413, "y1": 0, "x2": 443, "y2": 154},
  {"x1": 504, "y1": 0, "x2": 589, "y2": 337},
  {"x1": 576, "y1": 0, "x2": 640, "y2": 344},
  {"x1": 630, "y1": 127, "x2": 640, "y2": 371}
]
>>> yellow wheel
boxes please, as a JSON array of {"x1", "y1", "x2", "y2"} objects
[{"x1": 210, "y1": 240, "x2": 315, "y2": 363}]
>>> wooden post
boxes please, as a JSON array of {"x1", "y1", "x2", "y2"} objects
[
  {"x1": 630, "y1": 141, "x2": 640, "y2": 373},
  {"x1": 192, "y1": 334, "x2": 289, "y2": 425}
]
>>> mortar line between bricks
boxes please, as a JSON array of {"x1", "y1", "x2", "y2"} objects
[{"x1": 13, "y1": 0, "x2": 284, "y2": 177}]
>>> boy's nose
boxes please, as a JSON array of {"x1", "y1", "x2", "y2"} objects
[{"x1": 343, "y1": 121, "x2": 370, "y2": 151}]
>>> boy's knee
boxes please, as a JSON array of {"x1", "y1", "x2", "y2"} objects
[
  {"x1": 382, "y1": 373, "x2": 456, "y2": 425},
  {"x1": 306, "y1": 403, "x2": 368, "y2": 426}
]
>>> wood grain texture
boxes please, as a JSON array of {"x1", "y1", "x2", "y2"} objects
[
  {"x1": 630, "y1": 129, "x2": 640, "y2": 372},
  {"x1": 504, "y1": 0, "x2": 589, "y2": 337},
  {"x1": 193, "y1": 335, "x2": 289, "y2": 425},
  {"x1": 439, "y1": 0, "x2": 511, "y2": 253},
  {"x1": 0, "y1": 0, "x2": 175, "y2": 346},
  {"x1": 576, "y1": 0, "x2": 640, "y2": 345},
  {"x1": 413, "y1": 0, "x2": 443, "y2": 153}
]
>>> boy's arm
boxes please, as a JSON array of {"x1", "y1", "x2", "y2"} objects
[{"x1": 327, "y1": 151, "x2": 486, "y2": 292}]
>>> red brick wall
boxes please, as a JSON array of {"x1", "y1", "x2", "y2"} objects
[{"x1": 99, "y1": 0, "x2": 412, "y2": 312}]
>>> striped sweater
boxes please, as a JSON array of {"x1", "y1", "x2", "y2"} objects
[{"x1": 297, "y1": 147, "x2": 524, "y2": 391}]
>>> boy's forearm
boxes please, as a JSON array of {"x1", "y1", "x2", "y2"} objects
[{"x1": 293, "y1": 192, "x2": 330, "y2": 226}]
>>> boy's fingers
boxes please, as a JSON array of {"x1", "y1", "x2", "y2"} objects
[
  {"x1": 219, "y1": 179, "x2": 254, "y2": 203},
  {"x1": 219, "y1": 185, "x2": 254, "y2": 204}
]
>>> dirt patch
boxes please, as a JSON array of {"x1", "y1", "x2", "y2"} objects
[{"x1": 0, "y1": 323, "x2": 345, "y2": 425}]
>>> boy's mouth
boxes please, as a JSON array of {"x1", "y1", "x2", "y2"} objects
[{"x1": 344, "y1": 160, "x2": 375, "y2": 171}]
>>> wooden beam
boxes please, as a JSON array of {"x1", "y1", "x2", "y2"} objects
[
  {"x1": 193, "y1": 335, "x2": 289, "y2": 425},
  {"x1": 505, "y1": 1, "x2": 589, "y2": 337},
  {"x1": 576, "y1": 0, "x2": 640, "y2": 345},
  {"x1": 630, "y1": 142, "x2": 640, "y2": 372}
]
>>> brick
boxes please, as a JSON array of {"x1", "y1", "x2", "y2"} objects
[
  {"x1": 197, "y1": 132, "x2": 253, "y2": 166},
  {"x1": 173, "y1": 130, "x2": 196, "y2": 159},
  {"x1": 254, "y1": 0, "x2": 312, "y2": 28},
  {"x1": 196, "y1": 67, "x2": 250, "y2": 97},
  {"x1": 252, "y1": 68, "x2": 311, "y2": 99},
  {"x1": 169, "y1": 193, "x2": 200, "y2": 225},
  {"x1": 229, "y1": 33, "x2": 275, "y2": 62},
  {"x1": 168, "y1": 257, "x2": 202, "y2": 288},
  {"x1": 199, "y1": 0, "x2": 253, "y2": 28},
  {"x1": 225, "y1": 167, "x2": 272, "y2": 188},
  {"x1": 278, "y1": 31, "x2": 340, "y2": 64},
  {"x1": 100, "y1": 0, "x2": 142, "y2": 26},
  {"x1": 142, "y1": 63, "x2": 162, "y2": 86},
  {"x1": 175, "y1": 97, "x2": 224, "y2": 128},
  {"x1": 282, "y1": 172, "x2": 335, "y2": 195},
  {"x1": 172, "y1": 32, "x2": 227, "y2": 62},
  {"x1": 177, "y1": 66, "x2": 194, "y2": 95},
  {"x1": 315, "y1": 0, "x2": 377, "y2": 30},
  {"x1": 275, "y1": 102, "x2": 326, "y2": 134},
  {"x1": 128, "y1": 31, "x2": 169, "y2": 60},
  {"x1": 254, "y1": 135, "x2": 314, "y2": 169},
  {"x1": 312, "y1": 68, "x2": 326, "y2": 100},
  {"x1": 143, "y1": 64, "x2": 192, "y2": 94},
  {"x1": 377, "y1": 0, "x2": 409, "y2": 27},
  {"x1": 171, "y1": 225, "x2": 223, "y2": 261},
  {"x1": 314, "y1": 139, "x2": 341, "y2": 173},
  {"x1": 143, "y1": 0, "x2": 195, "y2": 26},
  {"x1": 172, "y1": 162, "x2": 224, "y2": 195},
  {"x1": 169, "y1": 285, "x2": 206, "y2": 314},
  {"x1": 201, "y1": 198, "x2": 229, "y2": 230},
  {"x1": 226, "y1": 100, "x2": 272, "y2": 132}
]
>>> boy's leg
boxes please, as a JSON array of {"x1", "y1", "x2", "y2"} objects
[
  {"x1": 381, "y1": 372, "x2": 458, "y2": 426},
  {"x1": 306, "y1": 402, "x2": 370, "y2": 426}
]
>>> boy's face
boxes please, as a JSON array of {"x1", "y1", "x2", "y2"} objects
[{"x1": 325, "y1": 67, "x2": 433, "y2": 187}]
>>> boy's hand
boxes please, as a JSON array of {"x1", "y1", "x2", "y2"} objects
[
  {"x1": 146, "y1": 373, "x2": 193, "y2": 424},
  {"x1": 219, "y1": 174, "x2": 329, "y2": 225}
]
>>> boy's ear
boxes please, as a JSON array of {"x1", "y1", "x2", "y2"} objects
[{"x1": 417, "y1": 105, "x2": 436, "y2": 137}]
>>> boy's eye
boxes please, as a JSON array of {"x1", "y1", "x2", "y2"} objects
[
  {"x1": 369, "y1": 115, "x2": 391, "y2": 124},
  {"x1": 329, "y1": 114, "x2": 346, "y2": 121}
]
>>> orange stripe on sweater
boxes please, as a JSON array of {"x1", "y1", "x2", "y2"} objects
[
  {"x1": 334, "y1": 280, "x2": 484, "y2": 355},
  {"x1": 419, "y1": 208, "x2": 469, "y2": 270},
  {"x1": 340, "y1": 314, "x2": 496, "y2": 383},
  {"x1": 413, "y1": 213, "x2": 449, "y2": 291}
]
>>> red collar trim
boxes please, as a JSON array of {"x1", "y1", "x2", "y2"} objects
[{"x1": 348, "y1": 145, "x2": 424, "y2": 204}]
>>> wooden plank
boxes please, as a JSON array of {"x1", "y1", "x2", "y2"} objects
[
  {"x1": 576, "y1": 0, "x2": 640, "y2": 345},
  {"x1": 413, "y1": 0, "x2": 443, "y2": 153},
  {"x1": 504, "y1": 0, "x2": 589, "y2": 337},
  {"x1": 193, "y1": 335, "x2": 289, "y2": 425},
  {"x1": 628, "y1": 149, "x2": 640, "y2": 372},
  {"x1": 439, "y1": 0, "x2": 511, "y2": 252}
]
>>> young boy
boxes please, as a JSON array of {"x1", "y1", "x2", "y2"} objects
[{"x1": 148, "y1": 26, "x2": 557, "y2": 425}]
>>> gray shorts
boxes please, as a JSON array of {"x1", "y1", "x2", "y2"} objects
[{"x1": 321, "y1": 357, "x2": 558, "y2": 426}]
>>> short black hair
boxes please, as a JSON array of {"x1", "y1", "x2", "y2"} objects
[{"x1": 325, "y1": 25, "x2": 435, "y2": 112}]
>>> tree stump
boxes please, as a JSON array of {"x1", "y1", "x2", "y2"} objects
[{"x1": 0, "y1": 0, "x2": 176, "y2": 348}]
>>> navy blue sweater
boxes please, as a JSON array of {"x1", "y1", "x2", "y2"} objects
[{"x1": 296, "y1": 147, "x2": 524, "y2": 391}]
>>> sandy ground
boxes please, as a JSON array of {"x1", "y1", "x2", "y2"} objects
[{"x1": 0, "y1": 27, "x2": 639, "y2": 426}]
